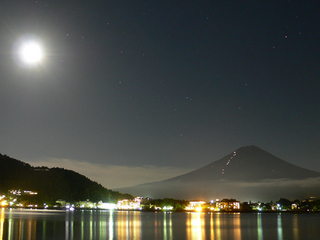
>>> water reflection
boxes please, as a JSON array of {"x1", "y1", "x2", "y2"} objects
[
  {"x1": 108, "y1": 211, "x2": 113, "y2": 240},
  {"x1": 215, "y1": 213, "x2": 221, "y2": 240},
  {"x1": 117, "y1": 211, "x2": 127, "y2": 239},
  {"x1": 2, "y1": 209, "x2": 41, "y2": 240},
  {"x1": 116, "y1": 211, "x2": 141, "y2": 240},
  {"x1": 54, "y1": 210, "x2": 143, "y2": 240},
  {"x1": 257, "y1": 213, "x2": 263, "y2": 240},
  {"x1": 233, "y1": 213, "x2": 241, "y2": 240},
  {"x1": 0, "y1": 209, "x2": 4, "y2": 239},
  {"x1": 277, "y1": 213, "x2": 283, "y2": 240},
  {"x1": 186, "y1": 212, "x2": 205, "y2": 239},
  {"x1": 292, "y1": 214, "x2": 299, "y2": 240},
  {"x1": 0, "y1": 209, "x2": 319, "y2": 240},
  {"x1": 186, "y1": 212, "x2": 242, "y2": 240},
  {"x1": 210, "y1": 213, "x2": 214, "y2": 240},
  {"x1": 163, "y1": 212, "x2": 172, "y2": 240}
]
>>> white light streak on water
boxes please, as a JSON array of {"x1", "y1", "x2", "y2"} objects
[{"x1": 277, "y1": 214, "x2": 283, "y2": 240}]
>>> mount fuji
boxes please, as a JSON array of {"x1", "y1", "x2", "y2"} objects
[{"x1": 118, "y1": 146, "x2": 320, "y2": 202}]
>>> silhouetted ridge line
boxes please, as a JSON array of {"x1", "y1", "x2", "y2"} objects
[
  {"x1": 117, "y1": 146, "x2": 320, "y2": 202},
  {"x1": 0, "y1": 153, "x2": 133, "y2": 203}
]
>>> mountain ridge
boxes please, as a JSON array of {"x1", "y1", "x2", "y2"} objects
[
  {"x1": 170, "y1": 146, "x2": 320, "y2": 182},
  {"x1": 0, "y1": 153, "x2": 132, "y2": 203},
  {"x1": 117, "y1": 146, "x2": 320, "y2": 202}
]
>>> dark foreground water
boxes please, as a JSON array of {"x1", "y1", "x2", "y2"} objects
[{"x1": 1, "y1": 209, "x2": 319, "y2": 240}]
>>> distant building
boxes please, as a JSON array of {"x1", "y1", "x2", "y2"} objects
[
  {"x1": 97, "y1": 201, "x2": 117, "y2": 210},
  {"x1": 117, "y1": 197, "x2": 142, "y2": 210},
  {"x1": 185, "y1": 201, "x2": 206, "y2": 211},
  {"x1": 140, "y1": 197, "x2": 152, "y2": 209},
  {"x1": 77, "y1": 200, "x2": 95, "y2": 209},
  {"x1": 216, "y1": 199, "x2": 240, "y2": 211}
]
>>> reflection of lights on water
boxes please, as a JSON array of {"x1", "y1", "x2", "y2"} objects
[
  {"x1": 257, "y1": 213, "x2": 263, "y2": 240},
  {"x1": 164, "y1": 212, "x2": 171, "y2": 240},
  {"x1": 0, "y1": 208, "x2": 4, "y2": 239},
  {"x1": 115, "y1": 211, "x2": 142, "y2": 240},
  {"x1": 109, "y1": 211, "x2": 114, "y2": 240},
  {"x1": 187, "y1": 213, "x2": 205, "y2": 240},
  {"x1": 197, "y1": 214, "x2": 202, "y2": 240},
  {"x1": 292, "y1": 214, "x2": 299, "y2": 240},
  {"x1": 65, "y1": 212, "x2": 70, "y2": 240},
  {"x1": 216, "y1": 213, "x2": 221, "y2": 240},
  {"x1": 210, "y1": 214, "x2": 214, "y2": 240},
  {"x1": 0, "y1": 208, "x2": 301, "y2": 240},
  {"x1": 277, "y1": 214, "x2": 283, "y2": 240}
]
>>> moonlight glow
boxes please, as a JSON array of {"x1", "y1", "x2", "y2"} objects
[{"x1": 19, "y1": 42, "x2": 43, "y2": 64}]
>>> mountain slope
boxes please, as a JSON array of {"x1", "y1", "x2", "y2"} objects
[
  {"x1": 118, "y1": 146, "x2": 320, "y2": 202},
  {"x1": 170, "y1": 146, "x2": 320, "y2": 182},
  {"x1": 0, "y1": 153, "x2": 132, "y2": 203}
]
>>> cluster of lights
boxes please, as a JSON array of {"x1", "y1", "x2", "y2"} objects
[
  {"x1": 66, "y1": 204, "x2": 75, "y2": 211},
  {"x1": 78, "y1": 201, "x2": 94, "y2": 209},
  {"x1": 185, "y1": 201, "x2": 206, "y2": 212},
  {"x1": 98, "y1": 203, "x2": 117, "y2": 210},
  {"x1": 53, "y1": 197, "x2": 142, "y2": 211},
  {"x1": 26, "y1": 204, "x2": 38, "y2": 208},
  {"x1": 154, "y1": 206, "x2": 175, "y2": 211},
  {"x1": 9, "y1": 190, "x2": 21, "y2": 196},
  {"x1": 1, "y1": 190, "x2": 39, "y2": 208},
  {"x1": 1, "y1": 200, "x2": 8, "y2": 207},
  {"x1": 277, "y1": 204, "x2": 282, "y2": 211},
  {"x1": 23, "y1": 190, "x2": 38, "y2": 195},
  {"x1": 9, "y1": 190, "x2": 38, "y2": 196},
  {"x1": 162, "y1": 206, "x2": 174, "y2": 211},
  {"x1": 215, "y1": 199, "x2": 240, "y2": 211},
  {"x1": 117, "y1": 197, "x2": 142, "y2": 210}
]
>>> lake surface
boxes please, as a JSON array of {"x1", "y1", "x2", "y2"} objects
[{"x1": 1, "y1": 208, "x2": 319, "y2": 240}]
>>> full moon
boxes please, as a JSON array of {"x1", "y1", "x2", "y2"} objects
[{"x1": 19, "y1": 42, "x2": 43, "y2": 64}]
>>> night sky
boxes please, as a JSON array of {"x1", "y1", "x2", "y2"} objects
[{"x1": 1, "y1": 1, "x2": 319, "y2": 188}]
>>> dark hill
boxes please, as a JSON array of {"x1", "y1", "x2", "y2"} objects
[
  {"x1": 0, "y1": 153, "x2": 132, "y2": 203},
  {"x1": 118, "y1": 146, "x2": 320, "y2": 202}
]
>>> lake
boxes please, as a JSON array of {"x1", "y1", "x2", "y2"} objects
[{"x1": 1, "y1": 208, "x2": 319, "y2": 240}]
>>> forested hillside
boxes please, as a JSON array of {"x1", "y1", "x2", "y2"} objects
[{"x1": 0, "y1": 153, "x2": 132, "y2": 203}]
